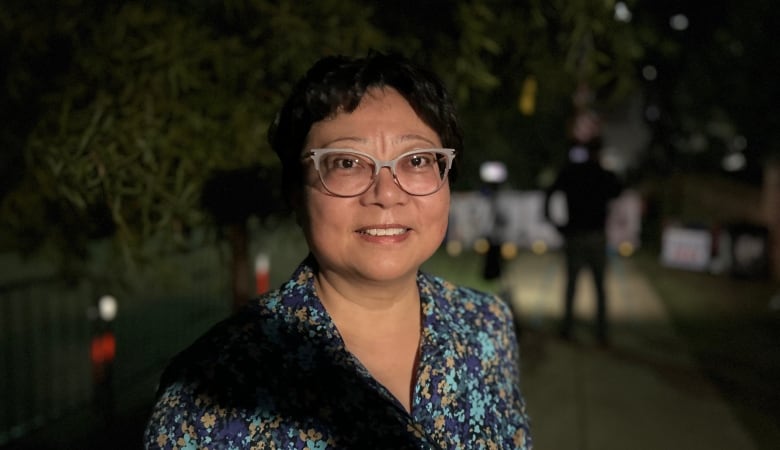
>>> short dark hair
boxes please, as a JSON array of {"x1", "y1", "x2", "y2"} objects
[{"x1": 268, "y1": 51, "x2": 462, "y2": 200}]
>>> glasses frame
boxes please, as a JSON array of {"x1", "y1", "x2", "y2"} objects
[{"x1": 303, "y1": 148, "x2": 456, "y2": 197}]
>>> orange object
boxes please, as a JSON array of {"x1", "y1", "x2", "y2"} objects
[
  {"x1": 90, "y1": 331, "x2": 116, "y2": 365},
  {"x1": 255, "y1": 253, "x2": 270, "y2": 295},
  {"x1": 255, "y1": 271, "x2": 269, "y2": 295}
]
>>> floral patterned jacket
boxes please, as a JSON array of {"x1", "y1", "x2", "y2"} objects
[{"x1": 144, "y1": 257, "x2": 532, "y2": 449}]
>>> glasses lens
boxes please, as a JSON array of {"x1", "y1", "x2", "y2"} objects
[
  {"x1": 318, "y1": 151, "x2": 375, "y2": 196},
  {"x1": 395, "y1": 151, "x2": 449, "y2": 195},
  {"x1": 312, "y1": 149, "x2": 452, "y2": 196}
]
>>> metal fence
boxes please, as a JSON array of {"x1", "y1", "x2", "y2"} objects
[
  {"x1": 0, "y1": 219, "x2": 310, "y2": 447},
  {"x1": 0, "y1": 244, "x2": 231, "y2": 446},
  {"x1": 0, "y1": 276, "x2": 93, "y2": 444}
]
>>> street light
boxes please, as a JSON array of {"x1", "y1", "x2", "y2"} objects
[
  {"x1": 480, "y1": 161, "x2": 507, "y2": 184},
  {"x1": 98, "y1": 295, "x2": 118, "y2": 322}
]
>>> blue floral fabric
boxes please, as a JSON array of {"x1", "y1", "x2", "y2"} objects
[{"x1": 144, "y1": 257, "x2": 532, "y2": 449}]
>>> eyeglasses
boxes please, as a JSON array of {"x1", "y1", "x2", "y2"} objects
[{"x1": 303, "y1": 148, "x2": 456, "y2": 197}]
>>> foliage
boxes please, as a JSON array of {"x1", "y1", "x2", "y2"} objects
[
  {"x1": 430, "y1": 0, "x2": 654, "y2": 189},
  {"x1": 1, "y1": 0, "x2": 385, "y2": 261},
  {"x1": 0, "y1": 0, "x2": 655, "y2": 265},
  {"x1": 636, "y1": 0, "x2": 779, "y2": 184}
]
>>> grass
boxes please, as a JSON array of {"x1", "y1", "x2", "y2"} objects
[{"x1": 634, "y1": 249, "x2": 780, "y2": 450}]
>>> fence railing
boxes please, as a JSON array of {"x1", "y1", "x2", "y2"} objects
[
  {"x1": 0, "y1": 219, "x2": 310, "y2": 447},
  {"x1": 0, "y1": 244, "x2": 231, "y2": 447},
  {"x1": 1, "y1": 276, "x2": 93, "y2": 444}
]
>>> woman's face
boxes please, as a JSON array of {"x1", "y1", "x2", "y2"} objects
[{"x1": 299, "y1": 87, "x2": 450, "y2": 285}]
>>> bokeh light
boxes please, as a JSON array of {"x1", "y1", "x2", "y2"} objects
[{"x1": 473, "y1": 238, "x2": 490, "y2": 254}]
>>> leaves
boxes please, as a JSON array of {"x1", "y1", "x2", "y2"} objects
[
  {"x1": 1, "y1": 0, "x2": 657, "y2": 261},
  {"x1": 2, "y1": 0, "x2": 388, "y2": 258}
]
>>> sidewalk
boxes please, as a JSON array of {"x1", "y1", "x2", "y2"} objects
[{"x1": 506, "y1": 252, "x2": 756, "y2": 450}]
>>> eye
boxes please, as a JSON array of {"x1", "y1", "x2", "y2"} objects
[
  {"x1": 407, "y1": 152, "x2": 435, "y2": 168},
  {"x1": 323, "y1": 153, "x2": 365, "y2": 171},
  {"x1": 335, "y1": 157, "x2": 357, "y2": 169}
]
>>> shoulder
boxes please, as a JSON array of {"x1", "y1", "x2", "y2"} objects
[
  {"x1": 422, "y1": 272, "x2": 510, "y2": 310},
  {"x1": 154, "y1": 256, "x2": 329, "y2": 395},
  {"x1": 145, "y1": 288, "x2": 323, "y2": 447},
  {"x1": 418, "y1": 272, "x2": 515, "y2": 333},
  {"x1": 155, "y1": 289, "x2": 282, "y2": 390}
]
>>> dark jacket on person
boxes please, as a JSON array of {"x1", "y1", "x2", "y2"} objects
[{"x1": 545, "y1": 157, "x2": 622, "y2": 234}]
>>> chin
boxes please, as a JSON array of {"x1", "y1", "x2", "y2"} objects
[{"x1": 359, "y1": 259, "x2": 421, "y2": 281}]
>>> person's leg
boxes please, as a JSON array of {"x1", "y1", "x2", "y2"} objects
[
  {"x1": 587, "y1": 234, "x2": 609, "y2": 344},
  {"x1": 561, "y1": 237, "x2": 583, "y2": 339}
]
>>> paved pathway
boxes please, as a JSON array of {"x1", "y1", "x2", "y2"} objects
[{"x1": 505, "y1": 252, "x2": 756, "y2": 450}]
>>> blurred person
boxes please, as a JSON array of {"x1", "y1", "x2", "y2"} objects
[
  {"x1": 545, "y1": 137, "x2": 622, "y2": 345},
  {"x1": 482, "y1": 184, "x2": 507, "y2": 282},
  {"x1": 144, "y1": 52, "x2": 531, "y2": 449}
]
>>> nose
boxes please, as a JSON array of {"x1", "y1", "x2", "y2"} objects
[{"x1": 361, "y1": 166, "x2": 406, "y2": 206}]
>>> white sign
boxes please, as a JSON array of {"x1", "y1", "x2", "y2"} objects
[{"x1": 660, "y1": 226, "x2": 712, "y2": 271}]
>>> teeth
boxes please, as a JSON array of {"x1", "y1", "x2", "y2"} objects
[{"x1": 361, "y1": 228, "x2": 407, "y2": 236}]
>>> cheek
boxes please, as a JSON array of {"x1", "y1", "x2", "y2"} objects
[
  {"x1": 295, "y1": 189, "x2": 317, "y2": 238},
  {"x1": 423, "y1": 193, "x2": 451, "y2": 237},
  {"x1": 300, "y1": 192, "x2": 348, "y2": 241}
]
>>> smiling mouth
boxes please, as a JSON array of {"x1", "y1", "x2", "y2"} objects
[{"x1": 358, "y1": 227, "x2": 410, "y2": 236}]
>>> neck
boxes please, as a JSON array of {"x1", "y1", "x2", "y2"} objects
[
  {"x1": 314, "y1": 269, "x2": 423, "y2": 413},
  {"x1": 314, "y1": 270, "x2": 421, "y2": 337}
]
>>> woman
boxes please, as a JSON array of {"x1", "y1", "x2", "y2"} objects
[{"x1": 144, "y1": 52, "x2": 532, "y2": 449}]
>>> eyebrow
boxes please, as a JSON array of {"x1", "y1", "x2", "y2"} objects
[
  {"x1": 321, "y1": 134, "x2": 439, "y2": 148},
  {"x1": 321, "y1": 137, "x2": 366, "y2": 147},
  {"x1": 398, "y1": 134, "x2": 439, "y2": 146}
]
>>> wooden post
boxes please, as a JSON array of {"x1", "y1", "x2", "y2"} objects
[
  {"x1": 764, "y1": 161, "x2": 780, "y2": 280},
  {"x1": 227, "y1": 222, "x2": 251, "y2": 311}
]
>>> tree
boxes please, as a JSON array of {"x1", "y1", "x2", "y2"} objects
[
  {"x1": 2, "y1": 0, "x2": 660, "y2": 301},
  {"x1": 427, "y1": 0, "x2": 653, "y2": 188},
  {"x1": 1, "y1": 0, "x2": 534, "y2": 305},
  {"x1": 637, "y1": 0, "x2": 779, "y2": 183},
  {"x1": 3, "y1": 0, "x2": 381, "y2": 245},
  {"x1": 1, "y1": 0, "x2": 386, "y2": 305},
  {"x1": 634, "y1": 0, "x2": 780, "y2": 278}
]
